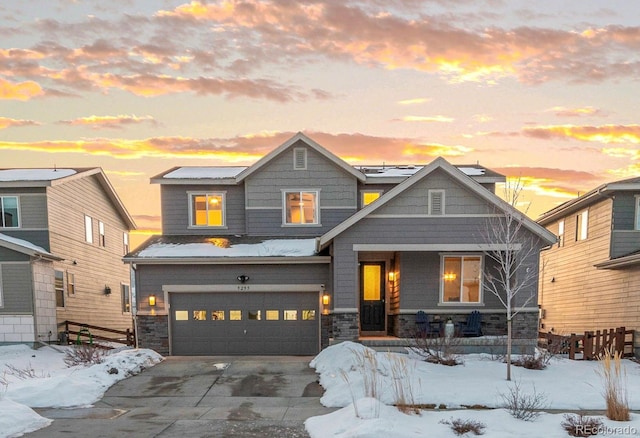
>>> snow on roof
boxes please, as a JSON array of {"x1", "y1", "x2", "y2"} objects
[
  {"x1": 0, "y1": 169, "x2": 77, "y2": 181},
  {"x1": 361, "y1": 165, "x2": 486, "y2": 178},
  {"x1": 457, "y1": 166, "x2": 486, "y2": 176},
  {"x1": 163, "y1": 167, "x2": 248, "y2": 179},
  {"x1": 137, "y1": 238, "x2": 317, "y2": 258},
  {"x1": 0, "y1": 233, "x2": 52, "y2": 255}
]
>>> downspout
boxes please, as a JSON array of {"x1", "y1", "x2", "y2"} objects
[{"x1": 129, "y1": 261, "x2": 139, "y2": 348}]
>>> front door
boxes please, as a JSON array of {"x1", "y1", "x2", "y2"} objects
[{"x1": 360, "y1": 262, "x2": 385, "y2": 332}]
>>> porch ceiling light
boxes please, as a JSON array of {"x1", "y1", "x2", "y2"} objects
[{"x1": 149, "y1": 294, "x2": 156, "y2": 307}]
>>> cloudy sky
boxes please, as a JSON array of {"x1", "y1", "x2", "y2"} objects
[{"x1": 2, "y1": 0, "x2": 639, "y2": 245}]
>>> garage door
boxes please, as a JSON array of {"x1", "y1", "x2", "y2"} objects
[{"x1": 169, "y1": 291, "x2": 320, "y2": 355}]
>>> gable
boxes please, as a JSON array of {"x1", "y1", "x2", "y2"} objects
[
  {"x1": 373, "y1": 168, "x2": 491, "y2": 217},
  {"x1": 244, "y1": 139, "x2": 358, "y2": 209}
]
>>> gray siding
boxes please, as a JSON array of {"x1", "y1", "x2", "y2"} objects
[
  {"x1": 245, "y1": 208, "x2": 356, "y2": 236},
  {"x1": 0, "y1": 230, "x2": 50, "y2": 251},
  {"x1": 376, "y1": 169, "x2": 491, "y2": 216},
  {"x1": 161, "y1": 184, "x2": 246, "y2": 235},
  {"x1": 0, "y1": 247, "x2": 31, "y2": 262},
  {"x1": 47, "y1": 175, "x2": 133, "y2": 331},
  {"x1": 135, "y1": 263, "x2": 330, "y2": 311},
  {"x1": 0, "y1": 190, "x2": 48, "y2": 229},
  {"x1": 0, "y1": 263, "x2": 33, "y2": 313},
  {"x1": 245, "y1": 141, "x2": 357, "y2": 209},
  {"x1": 611, "y1": 231, "x2": 640, "y2": 258},
  {"x1": 612, "y1": 193, "x2": 637, "y2": 230}
]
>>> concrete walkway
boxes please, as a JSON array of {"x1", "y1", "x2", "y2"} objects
[{"x1": 29, "y1": 356, "x2": 337, "y2": 437}]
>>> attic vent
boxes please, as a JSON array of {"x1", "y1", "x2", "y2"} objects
[
  {"x1": 429, "y1": 190, "x2": 445, "y2": 215},
  {"x1": 293, "y1": 147, "x2": 307, "y2": 170}
]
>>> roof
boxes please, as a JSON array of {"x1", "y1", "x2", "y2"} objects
[
  {"x1": 0, "y1": 233, "x2": 63, "y2": 261},
  {"x1": 319, "y1": 156, "x2": 557, "y2": 250},
  {"x1": 151, "y1": 166, "x2": 248, "y2": 185},
  {"x1": 124, "y1": 235, "x2": 329, "y2": 264},
  {"x1": 537, "y1": 176, "x2": 640, "y2": 225},
  {"x1": 357, "y1": 163, "x2": 504, "y2": 184},
  {"x1": 235, "y1": 132, "x2": 367, "y2": 183},
  {"x1": 0, "y1": 167, "x2": 136, "y2": 230}
]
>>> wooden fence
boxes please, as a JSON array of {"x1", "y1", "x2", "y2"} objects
[
  {"x1": 60, "y1": 320, "x2": 135, "y2": 347},
  {"x1": 538, "y1": 327, "x2": 634, "y2": 360}
]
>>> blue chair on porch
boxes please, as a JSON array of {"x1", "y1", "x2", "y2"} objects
[
  {"x1": 460, "y1": 310, "x2": 482, "y2": 337},
  {"x1": 416, "y1": 311, "x2": 441, "y2": 337}
]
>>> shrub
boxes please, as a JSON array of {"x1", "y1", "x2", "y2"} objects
[
  {"x1": 411, "y1": 333, "x2": 463, "y2": 366},
  {"x1": 512, "y1": 353, "x2": 548, "y2": 370},
  {"x1": 597, "y1": 348, "x2": 630, "y2": 421},
  {"x1": 4, "y1": 362, "x2": 50, "y2": 379},
  {"x1": 500, "y1": 381, "x2": 547, "y2": 421},
  {"x1": 64, "y1": 344, "x2": 109, "y2": 367},
  {"x1": 439, "y1": 418, "x2": 486, "y2": 436},
  {"x1": 561, "y1": 414, "x2": 603, "y2": 437}
]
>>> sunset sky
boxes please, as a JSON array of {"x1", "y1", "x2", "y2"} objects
[{"x1": 2, "y1": 1, "x2": 640, "y2": 248}]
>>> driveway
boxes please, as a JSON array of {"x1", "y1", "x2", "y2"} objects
[{"x1": 29, "y1": 356, "x2": 336, "y2": 437}]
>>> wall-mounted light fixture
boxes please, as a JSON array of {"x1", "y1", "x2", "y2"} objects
[
  {"x1": 237, "y1": 275, "x2": 250, "y2": 283},
  {"x1": 550, "y1": 277, "x2": 555, "y2": 283},
  {"x1": 149, "y1": 294, "x2": 156, "y2": 307},
  {"x1": 388, "y1": 271, "x2": 396, "y2": 282},
  {"x1": 104, "y1": 285, "x2": 111, "y2": 295},
  {"x1": 322, "y1": 292, "x2": 330, "y2": 306}
]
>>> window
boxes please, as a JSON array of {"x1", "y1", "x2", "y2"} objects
[
  {"x1": 302, "y1": 310, "x2": 316, "y2": 320},
  {"x1": 441, "y1": 255, "x2": 482, "y2": 303},
  {"x1": 229, "y1": 310, "x2": 242, "y2": 320},
  {"x1": 211, "y1": 310, "x2": 225, "y2": 320},
  {"x1": 67, "y1": 272, "x2": 75, "y2": 295},
  {"x1": 121, "y1": 284, "x2": 130, "y2": 313},
  {"x1": 55, "y1": 270, "x2": 64, "y2": 307},
  {"x1": 99, "y1": 221, "x2": 106, "y2": 247},
  {"x1": 248, "y1": 310, "x2": 261, "y2": 320},
  {"x1": 175, "y1": 310, "x2": 188, "y2": 321},
  {"x1": 0, "y1": 196, "x2": 19, "y2": 228},
  {"x1": 576, "y1": 210, "x2": 588, "y2": 241},
  {"x1": 84, "y1": 215, "x2": 93, "y2": 243},
  {"x1": 190, "y1": 192, "x2": 225, "y2": 227},
  {"x1": 361, "y1": 191, "x2": 381, "y2": 207},
  {"x1": 429, "y1": 190, "x2": 445, "y2": 215},
  {"x1": 293, "y1": 147, "x2": 307, "y2": 170},
  {"x1": 284, "y1": 310, "x2": 298, "y2": 320},
  {"x1": 193, "y1": 310, "x2": 207, "y2": 320},
  {"x1": 635, "y1": 197, "x2": 640, "y2": 230},
  {"x1": 123, "y1": 233, "x2": 129, "y2": 254},
  {"x1": 558, "y1": 220, "x2": 565, "y2": 247},
  {"x1": 266, "y1": 310, "x2": 279, "y2": 320},
  {"x1": 284, "y1": 191, "x2": 318, "y2": 225}
]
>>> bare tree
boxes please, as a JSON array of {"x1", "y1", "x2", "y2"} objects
[{"x1": 481, "y1": 179, "x2": 547, "y2": 381}]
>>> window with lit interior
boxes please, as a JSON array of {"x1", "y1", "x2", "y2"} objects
[
  {"x1": 283, "y1": 191, "x2": 318, "y2": 225},
  {"x1": 190, "y1": 193, "x2": 225, "y2": 227},
  {"x1": 441, "y1": 255, "x2": 482, "y2": 303},
  {"x1": 0, "y1": 196, "x2": 19, "y2": 228}
]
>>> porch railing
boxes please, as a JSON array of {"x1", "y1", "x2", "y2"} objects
[
  {"x1": 59, "y1": 320, "x2": 135, "y2": 347},
  {"x1": 538, "y1": 327, "x2": 634, "y2": 360}
]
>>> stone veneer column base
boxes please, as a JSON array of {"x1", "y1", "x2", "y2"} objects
[
  {"x1": 136, "y1": 314, "x2": 169, "y2": 356},
  {"x1": 332, "y1": 312, "x2": 359, "y2": 342}
]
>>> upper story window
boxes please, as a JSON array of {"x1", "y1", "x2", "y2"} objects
[
  {"x1": 0, "y1": 196, "x2": 19, "y2": 228},
  {"x1": 576, "y1": 210, "x2": 588, "y2": 241},
  {"x1": 121, "y1": 284, "x2": 131, "y2": 313},
  {"x1": 283, "y1": 190, "x2": 319, "y2": 225},
  {"x1": 558, "y1": 219, "x2": 565, "y2": 247},
  {"x1": 429, "y1": 190, "x2": 445, "y2": 215},
  {"x1": 55, "y1": 270, "x2": 65, "y2": 307},
  {"x1": 293, "y1": 147, "x2": 307, "y2": 170},
  {"x1": 441, "y1": 255, "x2": 482, "y2": 304},
  {"x1": 98, "y1": 221, "x2": 106, "y2": 247},
  {"x1": 190, "y1": 192, "x2": 226, "y2": 227},
  {"x1": 67, "y1": 272, "x2": 75, "y2": 295},
  {"x1": 84, "y1": 215, "x2": 93, "y2": 243},
  {"x1": 123, "y1": 233, "x2": 129, "y2": 254},
  {"x1": 361, "y1": 190, "x2": 381, "y2": 207}
]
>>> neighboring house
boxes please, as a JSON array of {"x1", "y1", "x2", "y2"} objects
[
  {"x1": 125, "y1": 132, "x2": 555, "y2": 356},
  {"x1": 0, "y1": 168, "x2": 136, "y2": 345},
  {"x1": 537, "y1": 177, "x2": 640, "y2": 355}
]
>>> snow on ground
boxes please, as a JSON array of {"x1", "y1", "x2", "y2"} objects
[
  {"x1": 0, "y1": 344, "x2": 162, "y2": 437},
  {"x1": 306, "y1": 341, "x2": 640, "y2": 437}
]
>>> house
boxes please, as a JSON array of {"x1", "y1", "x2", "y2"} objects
[
  {"x1": 0, "y1": 168, "x2": 136, "y2": 345},
  {"x1": 537, "y1": 176, "x2": 640, "y2": 355},
  {"x1": 125, "y1": 132, "x2": 555, "y2": 356}
]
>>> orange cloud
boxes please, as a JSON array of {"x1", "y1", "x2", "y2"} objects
[
  {"x1": 397, "y1": 98, "x2": 431, "y2": 105},
  {"x1": 0, "y1": 78, "x2": 44, "y2": 100},
  {"x1": 0, "y1": 117, "x2": 39, "y2": 129},
  {"x1": 494, "y1": 166, "x2": 599, "y2": 199},
  {"x1": 58, "y1": 114, "x2": 157, "y2": 130},
  {"x1": 546, "y1": 106, "x2": 608, "y2": 117},
  {"x1": 399, "y1": 115, "x2": 454, "y2": 123},
  {"x1": 524, "y1": 124, "x2": 640, "y2": 144}
]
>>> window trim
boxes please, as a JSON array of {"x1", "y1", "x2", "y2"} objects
[
  {"x1": 55, "y1": 269, "x2": 65, "y2": 308},
  {"x1": 293, "y1": 147, "x2": 307, "y2": 170},
  {"x1": 188, "y1": 191, "x2": 227, "y2": 228},
  {"x1": 360, "y1": 190, "x2": 382, "y2": 208},
  {"x1": 0, "y1": 267, "x2": 3, "y2": 308},
  {"x1": 576, "y1": 209, "x2": 588, "y2": 241},
  {"x1": 635, "y1": 196, "x2": 640, "y2": 230},
  {"x1": 67, "y1": 272, "x2": 75, "y2": 295},
  {"x1": 439, "y1": 254, "x2": 484, "y2": 305},
  {"x1": 428, "y1": 189, "x2": 445, "y2": 215},
  {"x1": 281, "y1": 189, "x2": 321, "y2": 226},
  {"x1": 98, "y1": 221, "x2": 106, "y2": 247},
  {"x1": 0, "y1": 196, "x2": 20, "y2": 228},
  {"x1": 558, "y1": 219, "x2": 565, "y2": 247},
  {"x1": 123, "y1": 232, "x2": 129, "y2": 255},
  {"x1": 84, "y1": 215, "x2": 93, "y2": 244},
  {"x1": 121, "y1": 283, "x2": 131, "y2": 313}
]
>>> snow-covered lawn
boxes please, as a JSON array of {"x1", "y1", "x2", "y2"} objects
[
  {"x1": 306, "y1": 342, "x2": 640, "y2": 437},
  {"x1": 0, "y1": 344, "x2": 162, "y2": 438}
]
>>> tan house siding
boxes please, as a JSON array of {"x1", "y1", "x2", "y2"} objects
[
  {"x1": 46, "y1": 175, "x2": 132, "y2": 331},
  {"x1": 540, "y1": 198, "x2": 640, "y2": 340}
]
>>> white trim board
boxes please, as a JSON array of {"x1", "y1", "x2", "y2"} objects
[{"x1": 352, "y1": 243, "x2": 523, "y2": 252}]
